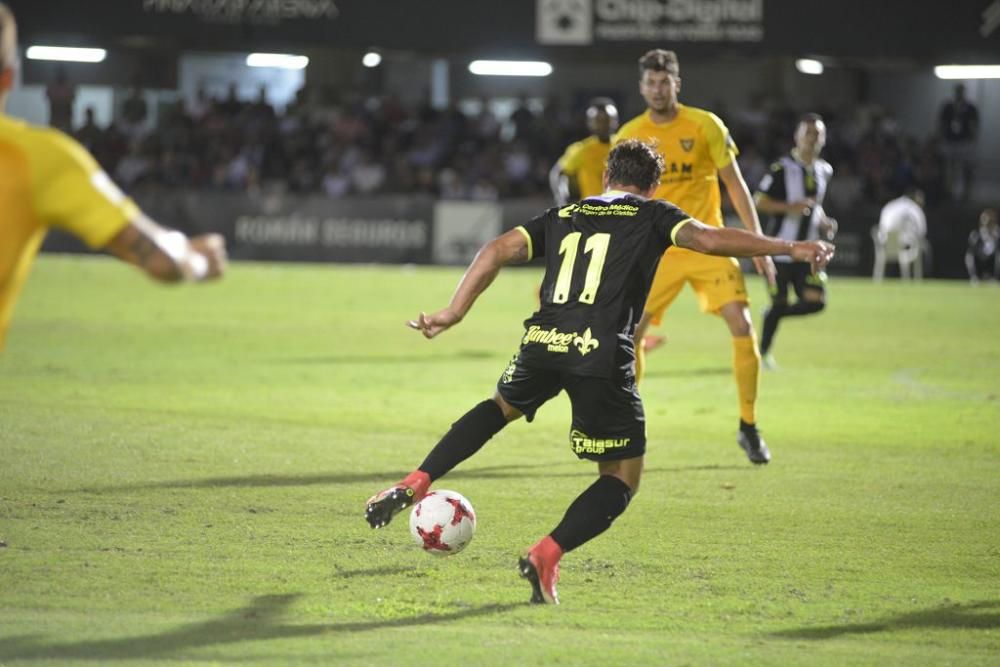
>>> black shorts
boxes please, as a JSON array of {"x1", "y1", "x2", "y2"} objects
[
  {"x1": 496, "y1": 353, "x2": 646, "y2": 462},
  {"x1": 770, "y1": 262, "x2": 827, "y2": 303}
]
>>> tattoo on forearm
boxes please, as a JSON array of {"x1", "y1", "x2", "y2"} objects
[{"x1": 127, "y1": 233, "x2": 158, "y2": 266}]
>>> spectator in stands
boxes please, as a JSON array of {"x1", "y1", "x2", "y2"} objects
[
  {"x1": 115, "y1": 139, "x2": 153, "y2": 188},
  {"x1": 218, "y1": 83, "x2": 245, "y2": 118},
  {"x1": 249, "y1": 85, "x2": 275, "y2": 122},
  {"x1": 879, "y1": 187, "x2": 927, "y2": 240},
  {"x1": 938, "y1": 83, "x2": 979, "y2": 201},
  {"x1": 120, "y1": 83, "x2": 149, "y2": 140},
  {"x1": 74, "y1": 105, "x2": 102, "y2": 151},
  {"x1": 966, "y1": 208, "x2": 999, "y2": 284},
  {"x1": 45, "y1": 66, "x2": 75, "y2": 132},
  {"x1": 63, "y1": 80, "x2": 944, "y2": 212},
  {"x1": 875, "y1": 187, "x2": 928, "y2": 280},
  {"x1": 351, "y1": 148, "x2": 387, "y2": 195},
  {"x1": 509, "y1": 94, "x2": 536, "y2": 143},
  {"x1": 186, "y1": 84, "x2": 212, "y2": 121}
]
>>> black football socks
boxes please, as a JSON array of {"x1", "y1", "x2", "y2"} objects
[
  {"x1": 418, "y1": 399, "x2": 509, "y2": 481},
  {"x1": 550, "y1": 474, "x2": 633, "y2": 553}
]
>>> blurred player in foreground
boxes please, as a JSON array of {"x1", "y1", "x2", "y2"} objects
[
  {"x1": 0, "y1": 3, "x2": 226, "y2": 351},
  {"x1": 754, "y1": 113, "x2": 836, "y2": 368},
  {"x1": 365, "y1": 140, "x2": 834, "y2": 604},
  {"x1": 615, "y1": 49, "x2": 776, "y2": 464}
]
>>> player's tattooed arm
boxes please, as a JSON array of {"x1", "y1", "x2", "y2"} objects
[
  {"x1": 105, "y1": 224, "x2": 184, "y2": 282},
  {"x1": 104, "y1": 215, "x2": 226, "y2": 282}
]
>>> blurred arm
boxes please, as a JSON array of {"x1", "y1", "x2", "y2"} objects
[
  {"x1": 104, "y1": 213, "x2": 226, "y2": 283},
  {"x1": 754, "y1": 191, "x2": 816, "y2": 217},
  {"x1": 549, "y1": 162, "x2": 571, "y2": 206}
]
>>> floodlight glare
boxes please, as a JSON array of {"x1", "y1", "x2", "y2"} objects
[
  {"x1": 246, "y1": 53, "x2": 309, "y2": 70},
  {"x1": 934, "y1": 65, "x2": 1000, "y2": 79},
  {"x1": 795, "y1": 58, "x2": 824, "y2": 75},
  {"x1": 362, "y1": 52, "x2": 382, "y2": 68},
  {"x1": 468, "y1": 60, "x2": 553, "y2": 77},
  {"x1": 26, "y1": 46, "x2": 107, "y2": 63}
]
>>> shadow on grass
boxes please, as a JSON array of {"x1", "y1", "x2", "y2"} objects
[
  {"x1": 772, "y1": 600, "x2": 1000, "y2": 640},
  {"x1": 75, "y1": 463, "x2": 747, "y2": 494},
  {"x1": 643, "y1": 366, "x2": 731, "y2": 379},
  {"x1": 331, "y1": 565, "x2": 417, "y2": 579},
  {"x1": 0, "y1": 594, "x2": 520, "y2": 661},
  {"x1": 272, "y1": 349, "x2": 500, "y2": 365}
]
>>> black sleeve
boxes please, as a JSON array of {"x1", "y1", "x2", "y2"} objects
[
  {"x1": 651, "y1": 200, "x2": 695, "y2": 250},
  {"x1": 517, "y1": 209, "x2": 550, "y2": 259},
  {"x1": 756, "y1": 162, "x2": 786, "y2": 200}
]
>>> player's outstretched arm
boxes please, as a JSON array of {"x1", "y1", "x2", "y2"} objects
[
  {"x1": 408, "y1": 229, "x2": 530, "y2": 339},
  {"x1": 754, "y1": 191, "x2": 816, "y2": 217},
  {"x1": 674, "y1": 219, "x2": 835, "y2": 274},
  {"x1": 104, "y1": 213, "x2": 227, "y2": 283}
]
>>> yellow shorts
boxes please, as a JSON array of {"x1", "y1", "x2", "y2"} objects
[{"x1": 645, "y1": 247, "x2": 749, "y2": 323}]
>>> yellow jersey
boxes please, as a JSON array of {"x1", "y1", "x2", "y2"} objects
[
  {"x1": 558, "y1": 135, "x2": 611, "y2": 200},
  {"x1": 614, "y1": 104, "x2": 737, "y2": 228},
  {"x1": 0, "y1": 114, "x2": 138, "y2": 350}
]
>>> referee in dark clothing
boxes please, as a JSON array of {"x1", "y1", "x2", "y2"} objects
[{"x1": 754, "y1": 113, "x2": 836, "y2": 368}]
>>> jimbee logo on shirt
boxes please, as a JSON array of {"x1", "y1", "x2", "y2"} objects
[{"x1": 523, "y1": 325, "x2": 600, "y2": 355}]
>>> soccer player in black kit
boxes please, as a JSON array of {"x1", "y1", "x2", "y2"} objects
[{"x1": 365, "y1": 140, "x2": 834, "y2": 605}]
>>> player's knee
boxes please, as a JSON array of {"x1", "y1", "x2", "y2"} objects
[
  {"x1": 802, "y1": 292, "x2": 826, "y2": 313},
  {"x1": 491, "y1": 393, "x2": 523, "y2": 422},
  {"x1": 729, "y1": 319, "x2": 752, "y2": 337},
  {"x1": 599, "y1": 458, "x2": 642, "y2": 497},
  {"x1": 720, "y1": 302, "x2": 752, "y2": 336}
]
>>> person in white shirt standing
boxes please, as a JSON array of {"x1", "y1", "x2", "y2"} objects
[{"x1": 876, "y1": 188, "x2": 928, "y2": 280}]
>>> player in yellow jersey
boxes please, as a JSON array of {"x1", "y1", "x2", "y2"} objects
[
  {"x1": 615, "y1": 49, "x2": 776, "y2": 464},
  {"x1": 549, "y1": 98, "x2": 619, "y2": 205},
  {"x1": 0, "y1": 3, "x2": 226, "y2": 352}
]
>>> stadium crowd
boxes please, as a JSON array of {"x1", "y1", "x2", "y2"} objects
[{"x1": 69, "y1": 84, "x2": 951, "y2": 208}]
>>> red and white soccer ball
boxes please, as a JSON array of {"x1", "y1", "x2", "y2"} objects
[{"x1": 409, "y1": 490, "x2": 476, "y2": 556}]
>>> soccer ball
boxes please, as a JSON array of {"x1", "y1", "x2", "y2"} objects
[{"x1": 409, "y1": 490, "x2": 476, "y2": 556}]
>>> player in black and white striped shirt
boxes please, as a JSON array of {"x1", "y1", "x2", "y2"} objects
[{"x1": 754, "y1": 113, "x2": 836, "y2": 368}]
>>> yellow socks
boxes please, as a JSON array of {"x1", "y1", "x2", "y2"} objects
[
  {"x1": 732, "y1": 334, "x2": 760, "y2": 424},
  {"x1": 635, "y1": 342, "x2": 646, "y2": 386}
]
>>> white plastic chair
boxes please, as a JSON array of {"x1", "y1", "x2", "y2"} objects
[{"x1": 872, "y1": 224, "x2": 925, "y2": 281}]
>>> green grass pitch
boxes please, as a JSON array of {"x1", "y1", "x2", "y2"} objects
[{"x1": 1, "y1": 255, "x2": 998, "y2": 665}]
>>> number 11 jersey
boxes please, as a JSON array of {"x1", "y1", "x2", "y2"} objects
[{"x1": 514, "y1": 191, "x2": 693, "y2": 379}]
